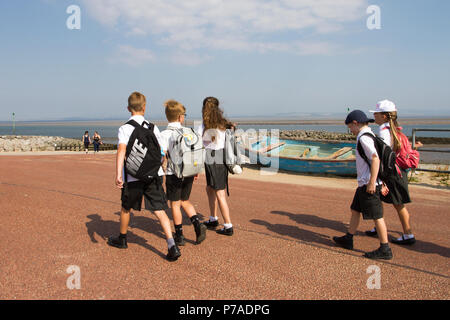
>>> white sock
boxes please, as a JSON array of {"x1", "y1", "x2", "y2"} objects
[
  {"x1": 397, "y1": 234, "x2": 414, "y2": 241},
  {"x1": 209, "y1": 216, "x2": 218, "y2": 222},
  {"x1": 167, "y1": 238, "x2": 175, "y2": 249},
  {"x1": 223, "y1": 223, "x2": 233, "y2": 229}
]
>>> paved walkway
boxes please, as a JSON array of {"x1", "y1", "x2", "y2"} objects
[{"x1": 0, "y1": 153, "x2": 448, "y2": 299}]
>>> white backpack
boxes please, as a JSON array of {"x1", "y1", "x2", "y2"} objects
[
  {"x1": 224, "y1": 129, "x2": 243, "y2": 174},
  {"x1": 167, "y1": 127, "x2": 205, "y2": 178}
]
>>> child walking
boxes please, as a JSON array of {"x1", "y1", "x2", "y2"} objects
[
  {"x1": 107, "y1": 92, "x2": 181, "y2": 261},
  {"x1": 365, "y1": 100, "x2": 418, "y2": 245},
  {"x1": 160, "y1": 99, "x2": 207, "y2": 246},
  {"x1": 198, "y1": 97, "x2": 234, "y2": 236},
  {"x1": 333, "y1": 110, "x2": 393, "y2": 260}
]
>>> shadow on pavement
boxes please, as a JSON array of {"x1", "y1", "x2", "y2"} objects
[
  {"x1": 270, "y1": 210, "x2": 365, "y2": 236},
  {"x1": 85, "y1": 213, "x2": 166, "y2": 260},
  {"x1": 250, "y1": 218, "x2": 335, "y2": 247},
  {"x1": 389, "y1": 231, "x2": 450, "y2": 258}
]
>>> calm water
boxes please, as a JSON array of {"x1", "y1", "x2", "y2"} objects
[
  {"x1": 0, "y1": 122, "x2": 450, "y2": 143},
  {"x1": 1, "y1": 122, "x2": 450, "y2": 144}
]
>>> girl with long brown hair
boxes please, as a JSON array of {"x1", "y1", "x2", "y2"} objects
[
  {"x1": 366, "y1": 100, "x2": 420, "y2": 245},
  {"x1": 198, "y1": 97, "x2": 235, "y2": 236}
]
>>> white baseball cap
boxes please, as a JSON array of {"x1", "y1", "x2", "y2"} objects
[{"x1": 369, "y1": 100, "x2": 397, "y2": 113}]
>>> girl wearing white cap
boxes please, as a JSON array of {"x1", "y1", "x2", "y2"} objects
[{"x1": 366, "y1": 100, "x2": 421, "y2": 245}]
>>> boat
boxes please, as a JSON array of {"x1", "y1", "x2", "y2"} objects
[{"x1": 241, "y1": 135, "x2": 357, "y2": 176}]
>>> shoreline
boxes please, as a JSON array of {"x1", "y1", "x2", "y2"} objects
[{"x1": 2, "y1": 117, "x2": 450, "y2": 127}]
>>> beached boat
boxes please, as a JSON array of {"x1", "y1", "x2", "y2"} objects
[{"x1": 241, "y1": 136, "x2": 357, "y2": 175}]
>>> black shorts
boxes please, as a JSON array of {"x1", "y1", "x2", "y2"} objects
[
  {"x1": 350, "y1": 185, "x2": 383, "y2": 220},
  {"x1": 121, "y1": 179, "x2": 168, "y2": 212},
  {"x1": 381, "y1": 168, "x2": 411, "y2": 205},
  {"x1": 205, "y1": 149, "x2": 228, "y2": 190},
  {"x1": 165, "y1": 175, "x2": 194, "y2": 201}
]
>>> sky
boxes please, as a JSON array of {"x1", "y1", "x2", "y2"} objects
[{"x1": 0, "y1": 0, "x2": 449, "y2": 121}]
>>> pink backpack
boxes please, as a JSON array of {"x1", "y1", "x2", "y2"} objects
[{"x1": 396, "y1": 131, "x2": 420, "y2": 169}]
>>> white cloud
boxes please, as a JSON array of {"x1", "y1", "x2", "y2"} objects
[
  {"x1": 83, "y1": 0, "x2": 368, "y2": 64},
  {"x1": 108, "y1": 45, "x2": 155, "y2": 66},
  {"x1": 170, "y1": 52, "x2": 212, "y2": 66}
]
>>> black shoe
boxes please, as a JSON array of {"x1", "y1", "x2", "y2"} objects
[
  {"x1": 203, "y1": 219, "x2": 219, "y2": 230},
  {"x1": 333, "y1": 235, "x2": 353, "y2": 250},
  {"x1": 216, "y1": 227, "x2": 233, "y2": 236},
  {"x1": 174, "y1": 233, "x2": 186, "y2": 246},
  {"x1": 364, "y1": 246, "x2": 393, "y2": 260},
  {"x1": 107, "y1": 235, "x2": 128, "y2": 249},
  {"x1": 365, "y1": 228, "x2": 378, "y2": 237},
  {"x1": 166, "y1": 245, "x2": 181, "y2": 261},
  {"x1": 391, "y1": 235, "x2": 416, "y2": 245},
  {"x1": 194, "y1": 223, "x2": 207, "y2": 244}
]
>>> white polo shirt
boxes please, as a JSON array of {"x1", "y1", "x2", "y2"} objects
[
  {"x1": 160, "y1": 122, "x2": 183, "y2": 176},
  {"x1": 356, "y1": 127, "x2": 382, "y2": 187},
  {"x1": 378, "y1": 122, "x2": 392, "y2": 147},
  {"x1": 196, "y1": 124, "x2": 226, "y2": 150},
  {"x1": 118, "y1": 115, "x2": 165, "y2": 182}
]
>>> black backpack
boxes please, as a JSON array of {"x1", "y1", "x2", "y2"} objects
[
  {"x1": 357, "y1": 132, "x2": 398, "y2": 181},
  {"x1": 124, "y1": 120, "x2": 162, "y2": 183}
]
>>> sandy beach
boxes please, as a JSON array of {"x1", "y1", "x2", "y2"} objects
[{"x1": 0, "y1": 152, "x2": 448, "y2": 300}]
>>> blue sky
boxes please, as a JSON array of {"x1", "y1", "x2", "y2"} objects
[{"x1": 0, "y1": 0, "x2": 449, "y2": 121}]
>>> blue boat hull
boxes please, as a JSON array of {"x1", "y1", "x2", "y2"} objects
[{"x1": 243, "y1": 139, "x2": 356, "y2": 176}]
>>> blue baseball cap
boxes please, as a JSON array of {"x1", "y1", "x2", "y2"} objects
[{"x1": 345, "y1": 110, "x2": 375, "y2": 125}]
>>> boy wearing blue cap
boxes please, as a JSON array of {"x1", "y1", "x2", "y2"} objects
[{"x1": 333, "y1": 110, "x2": 393, "y2": 260}]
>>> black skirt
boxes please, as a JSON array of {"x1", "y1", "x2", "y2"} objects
[
  {"x1": 204, "y1": 149, "x2": 228, "y2": 190},
  {"x1": 381, "y1": 168, "x2": 411, "y2": 205}
]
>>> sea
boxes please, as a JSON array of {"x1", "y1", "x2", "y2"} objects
[{"x1": 1, "y1": 121, "x2": 450, "y2": 144}]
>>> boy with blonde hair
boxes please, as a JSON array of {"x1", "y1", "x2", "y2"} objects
[
  {"x1": 107, "y1": 92, "x2": 181, "y2": 261},
  {"x1": 160, "y1": 99, "x2": 207, "y2": 246}
]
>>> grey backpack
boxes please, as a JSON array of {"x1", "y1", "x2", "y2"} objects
[
  {"x1": 224, "y1": 129, "x2": 243, "y2": 174},
  {"x1": 167, "y1": 127, "x2": 205, "y2": 178}
]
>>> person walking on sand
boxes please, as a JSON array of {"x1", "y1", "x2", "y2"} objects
[
  {"x1": 198, "y1": 97, "x2": 235, "y2": 236},
  {"x1": 92, "y1": 131, "x2": 102, "y2": 153},
  {"x1": 365, "y1": 100, "x2": 421, "y2": 245},
  {"x1": 82, "y1": 131, "x2": 91, "y2": 154}
]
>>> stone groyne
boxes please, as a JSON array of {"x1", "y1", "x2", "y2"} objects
[{"x1": 0, "y1": 136, "x2": 116, "y2": 152}]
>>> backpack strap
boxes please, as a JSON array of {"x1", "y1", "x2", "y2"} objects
[
  {"x1": 356, "y1": 132, "x2": 376, "y2": 168},
  {"x1": 126, "y1": 119, "x2": 154, "y2": 131}
]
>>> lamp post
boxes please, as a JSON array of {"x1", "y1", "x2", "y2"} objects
[
  {"x1": 12, "y1": 112, "x2": 15, "y2": 135},
  {"x1": 347, "y1": 107, "x2": 350, "y2": 134}
]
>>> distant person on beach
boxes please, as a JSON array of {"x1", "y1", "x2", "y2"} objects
[
  {"x1": 198, "y1": 97, "x2": 235, "y2": 236},
  {"x1": 92, "y1": 131, "x2": 102, "y2": 153},
  {"x1": 365, "y1": 100, "x2": 421, "y2": 245},
  {"x1": 82, "y1": 131, "x2": 91, "y2": 154},
  {"x1": 333, "y1": 110, "x2": 393, "y2": 260},
  {"x1": 160, "y1": 99, "x2": 207, "y2": 246},
  {"x1": 107, "y1": 91, "x2": 181, "y2": 261}
]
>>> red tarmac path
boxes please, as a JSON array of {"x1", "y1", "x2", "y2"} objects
[{"x1": 0, "y1": 153, "x2": 449, "y2": 299}]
